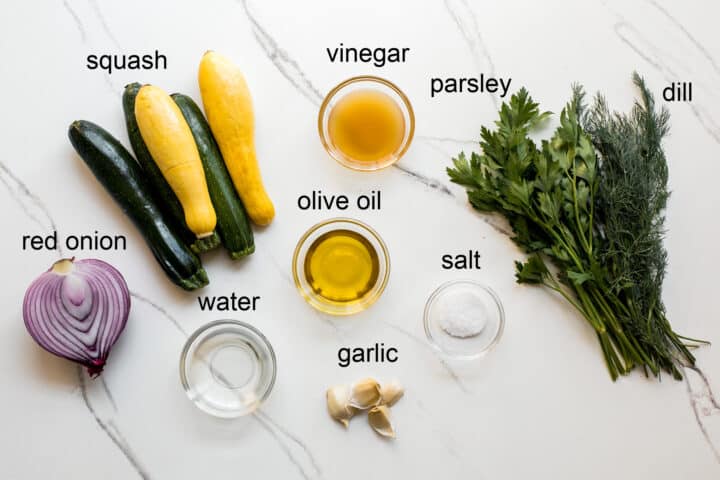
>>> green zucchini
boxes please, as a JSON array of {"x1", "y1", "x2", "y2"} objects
[
  {"x1": 172, "y1": 93, "x2": 255, "y2": 259},
  {"x1": 122, "y1": 83, "x2": 195, "y2": 246},
  {"x1": 68, "y1": 120, "x2": 208, "y2": 290}
]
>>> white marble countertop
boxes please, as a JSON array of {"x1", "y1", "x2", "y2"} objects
[{"x1": 2, "y1": 0, "x2": 720, "y2": 478}]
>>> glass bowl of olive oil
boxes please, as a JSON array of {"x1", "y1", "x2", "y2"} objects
[
  {"x1": 318, "y1": 76, "x2": 415, "y2": 171},
  {"x1": 292, "y1": 218, "x2": 390, "y2": 315}
]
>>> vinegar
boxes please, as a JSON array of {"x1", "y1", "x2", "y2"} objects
[{"x1": 327, "y1": 89, "x2": 405, "y2": 164}]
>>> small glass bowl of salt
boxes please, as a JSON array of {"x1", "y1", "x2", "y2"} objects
[{"x1": 423, "y1": 280, "x2": 505, "y2": 359}]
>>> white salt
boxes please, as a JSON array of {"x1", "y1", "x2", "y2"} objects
[{"x1": 436, "y1": 287, "x2": 488, "y2": 338}]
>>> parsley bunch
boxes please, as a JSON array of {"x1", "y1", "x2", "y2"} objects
[{"x1": 448, "y1": 75, "x2": 701, "y2": 380}]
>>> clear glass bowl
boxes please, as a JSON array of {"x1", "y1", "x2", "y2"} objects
[
  {"x1": 423, "y1": 280, "x2": 505, "y2": 359},
  {"x1": 292, "y1": 218, "x2": 390, "y2": 315},
  {"x1": 318, "y1": 76, "x2": 415, "y2": 171},
  {"x1": 179, "y1": 320, "x2": 276, "y2": 418}
]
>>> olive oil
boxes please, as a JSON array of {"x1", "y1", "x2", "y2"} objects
[
  {"x1": 304, "y1": 229, "x2": 380, "y2": 303},
  {"x1": 328, "y1": 89, "x2": 405, "y2": 164}
]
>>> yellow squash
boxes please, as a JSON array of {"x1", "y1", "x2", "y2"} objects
[
  {"x1": 198, "y1": 51, "x2": 275, "y2": 226},
  {"x1": 134, "y1": 85, "x2": 217, "y2": 239}
]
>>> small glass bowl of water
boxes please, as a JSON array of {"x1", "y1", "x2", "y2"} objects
[{"x1": 179, "y1": 320, "x2": 276, "y2": 418}]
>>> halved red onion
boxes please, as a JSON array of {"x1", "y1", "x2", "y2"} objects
[{"x1": 23, "y1": 258, "x2": 130, "y2": 376}]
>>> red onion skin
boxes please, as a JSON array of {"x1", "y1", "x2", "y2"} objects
[{"x1": 23, "y1": 258, "x2": 130, "y2": 376}]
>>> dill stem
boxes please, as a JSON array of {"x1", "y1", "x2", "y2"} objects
[
  {"x1": 544, "y1": 274, "x2": 623, "y2": 378},
  {"x1": 576, "y1": 286, "x2": 630, "y2": 373},
  {"x1": 597, "y1": 332, "x2": 620, "y2": 380},
  {"x1": 589, "y1": 286, "x2": 657, "y2": 374},
  {"x1": 676, "y1": 334, "x2": 710, "y2": 345},
  {"x1": 656, "y1": 307, "x2": 698, "y2": 364}
]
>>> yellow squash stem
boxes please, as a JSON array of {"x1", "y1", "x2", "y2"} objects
[
  {"x1": 198, "y1": 51, "x2": 275, "y2": 226},
  {"x1": 134, "y1": 85, "x2": 219, "y2": 252}
]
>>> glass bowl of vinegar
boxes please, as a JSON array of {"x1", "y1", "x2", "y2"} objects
[
  {"x1": 318, "y1": 76, "x2": 415, "y2": 171},
  {"x1": 292, "y1": 218, "x2": 390, "y2": 315}
]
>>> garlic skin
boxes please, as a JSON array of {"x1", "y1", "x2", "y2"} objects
[
  {"x1": 326, "y1": 385, "x2": 354, "y2": 427},
  {"x1": 379, "y1": 380, "x2": 404, "y2": 407},
  {"x1": 349, "y1": 378, "x2": 382, "y2": 410},
  {"x1": 368, "y1": 405, "x2": 395, "y2": 438}
]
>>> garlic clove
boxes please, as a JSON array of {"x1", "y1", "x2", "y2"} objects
[
  {"x1": 326, "y1": 385, "x2": 354, "y2": 427},
  {"x1": 368, "y1": 405, "x2": 395, "y2": 438},
  {"x1": 349, "y1": 378, "x2": 381, "y2": 410},
  {"x1": 379, "y1": 380, "x2": 404, "y2": 407}
]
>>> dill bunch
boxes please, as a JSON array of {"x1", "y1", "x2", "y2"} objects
[{"x1": 583, "y1": 73, "x2": 699, "y2": 377}]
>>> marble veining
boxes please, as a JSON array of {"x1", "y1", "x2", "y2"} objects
[
  {"x1": 254, "y1": 411, "x2": 324, "y2": 480},
  {"x1": 3, "y1": 0, "x2": 720, "y2": 478},
  {"x1": 239, "y1": 0, "x2": 324, "y2": 107},
  {"x1": 443, "y1": 0, "x2": 499, "y2": 109},
  {"x1": 88, "y1": 0, "x2": 122, "y2": 51},
  {"x1": 605, "y1": 0, "x2": 720, "y2": 144},
  {"x1": 79, "y1": 367, "x2": 151, "y2": 479},
  {"x1": 685, "y1": 365, "x2": 720, "y2": 462},
  {"x1": 61, "y1": 0, "x2": 86, "y2": 42},
  {"x1": 0, "y1": 161, "x2": 61, "y2": 255},
  {"x1": 240, "y1": 0, "x2": 475, "y2": 198}
]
